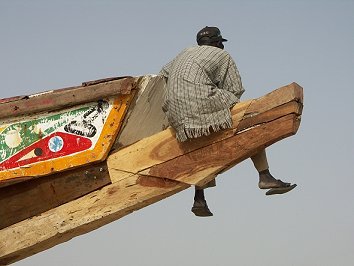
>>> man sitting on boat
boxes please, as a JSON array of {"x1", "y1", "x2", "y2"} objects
[{"x1": 160, "y1": 26, "x2": 296, "y2": 217}]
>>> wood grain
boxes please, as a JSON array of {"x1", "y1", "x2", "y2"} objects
[
  {"x1": 0, "y1": 171, "x2": 188, "y2": 265},
  {"x1": 245, "y1": 82, "x2": 303, "y2": 115},
  {"x1": 0, "y1": 162, "x2": 111, "y2": 230},
  {"x1": 0, "y1": 77, "x2": 135, "y2": 119}
]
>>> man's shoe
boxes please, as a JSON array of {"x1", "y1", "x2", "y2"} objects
[
  {"x1": 266, "y1": 183, "x2": 297, "y2": 195},
  {"x1": 191, "y1": 200, "x2": 213, "y2": 217},
  {"x1": 258, "y1": 178, "x2": 291, "y2": 189}
]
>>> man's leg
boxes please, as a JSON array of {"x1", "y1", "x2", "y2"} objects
[
  {"x1": 251, "y1": 149, "x2": 296, "y2": 195},
  {"x1": 191, "y1": 180, "x2": 214, "y2": 217}
]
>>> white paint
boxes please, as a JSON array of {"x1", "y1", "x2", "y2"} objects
[{"x1": 5, "y1": 129, "x2": 22, "y2": 148}]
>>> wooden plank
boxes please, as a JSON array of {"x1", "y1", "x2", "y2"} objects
[
  {"x1": 81, "y1": 76, "x2": 132, "y2": 87},
  {"x1": 0, "y1": 77, "x2": 135, "y2": 119},
  {"x1": 0, "y1": 171, "x2": 189, "y2": 265},
  {"x1": 0, "y1": 96, "x2": 23, "y2": 104},
  {"x1": 237, "y1": 100, "x2": 302, "y2": 131},
  {"x1": 0, "y1": 162, "x2": 111, "y2": 229},
  {"x1": 245, "y1": 82, "x2": 303, "y2": 115}
]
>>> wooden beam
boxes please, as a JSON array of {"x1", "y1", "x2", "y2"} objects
[
  {"x1": 0, "y1": 162, "x2": 111, "y2": 230},
  {"x1": 0, "y1": 171, "x2": 189, "y2": 265},
  {"x1": 237, "y1": 100, "x2": 302, "y2": 131},
  {"x1": 0, "y1": 77, "x2": 135, "y2": 119},
  {"x1": 245, "y1": 82, "x2": 303, "y2": 115}
]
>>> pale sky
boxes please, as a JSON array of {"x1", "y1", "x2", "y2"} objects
[{"x1": 1, "y1": 1, "x2": 354, "y2": 266}]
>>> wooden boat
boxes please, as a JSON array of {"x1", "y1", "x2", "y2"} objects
[{"x1": 0, "y1": 75, "x2": 303, "y2": 265}]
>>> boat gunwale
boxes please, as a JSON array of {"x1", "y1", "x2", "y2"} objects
[{"x1": 0, "y1": 76, "x2": 135, "y2": 120}]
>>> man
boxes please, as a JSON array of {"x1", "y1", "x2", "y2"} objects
[{"x1": 160, "y1": 26, "x2": 296, "y2": 217}]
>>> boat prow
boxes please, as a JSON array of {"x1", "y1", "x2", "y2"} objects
[{"x1": 0, "y1": 75, "x2": 303, "y2": 265}]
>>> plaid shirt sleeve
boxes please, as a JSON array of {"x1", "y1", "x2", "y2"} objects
[
  {"x1": 159, "y1": 60, "x2": 173, "y2": 78},
  {"x1": 216, "y1": 51, "x2": 245, "y2": 102}
]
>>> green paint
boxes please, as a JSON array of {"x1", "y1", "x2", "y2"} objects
[{"x1": 0, "y1": 105, "x2": 91, "y2": 163}]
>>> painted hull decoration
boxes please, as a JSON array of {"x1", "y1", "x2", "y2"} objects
[{"x1": 0, "y1": 95, "x2": 132, "y2": 182}]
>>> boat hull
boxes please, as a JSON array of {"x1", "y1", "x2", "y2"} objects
[{"x1": 0, "y1": 76, "x2": 303, "y2": 265}]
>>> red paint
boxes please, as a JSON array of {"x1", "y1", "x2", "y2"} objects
[
  {"x1": 0, "y1": 132, "x2": 92, "y2": 170},
  {"x1": 26, "y1": 97, "x2": 55, "y2": 107},
  {"x1": 0, "y1": 96, "x2": 23, "y2": 104}
]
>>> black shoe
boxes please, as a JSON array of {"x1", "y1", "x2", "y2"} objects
[
  {"x1": 266, "y1": 184, "x2": 297, "y2": 195},
  {"x1": 191, "y1": 200, "x2": 213, "y2": 217},
  {"x1": 258, "y1": 178, "x2": 291, "y2": 189}
]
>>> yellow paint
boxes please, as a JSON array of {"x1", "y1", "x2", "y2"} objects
[{"x1": 0, "y1": 93, "x2": 135, "y2": 184}]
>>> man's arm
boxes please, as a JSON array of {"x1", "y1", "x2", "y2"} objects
[
  {"x1": 159, "y1": 60, "x2": 173, "y2": 79},
  {"x1": 219, "y1": 53, "x2": 245, "y2": 101}
]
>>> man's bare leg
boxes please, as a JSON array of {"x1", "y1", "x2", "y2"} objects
[
  {"x1": 251, "y1": 149, "x2": 296, "y2": 194},
  {"x1": 191, "y1": 149, "x2": 295, "y2": 216}
]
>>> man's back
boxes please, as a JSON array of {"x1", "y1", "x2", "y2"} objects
[
  {"x1": 160, "y1": 45, "x2": 244, "y2": 142},
  {"x1": 167, "y1": 46, "x2": 229, "y2": 83}
]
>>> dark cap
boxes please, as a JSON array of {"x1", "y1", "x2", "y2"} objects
[{"x1": 196, "y1": 26, "x2": 227, "y2": 45}]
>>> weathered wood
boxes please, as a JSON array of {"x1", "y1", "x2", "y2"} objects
[
  {"x1": 81, "y1": 76, "x2": 132, "y2": 87},
  {"x1": 0, "y1": 162, "x2": 111, "y2": 230},
  {"x1": 114, "y1": 75, "x2": 169, "y2": 149},
  {"x1": 245, "y1": 82, "x2": 303, "y2": 114},
  {"x1": 237, "y1": 100, "x2": 302, "y2": 131},
  {"x1": 0, "y1": 96, "x2": 23, "y2": 104},
  {"x1": 0, "y1": 171, "x2": 189, "y2": 265},
  {"x1": 0, "y1": 77, "x2": 135, "y2": 119}
]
